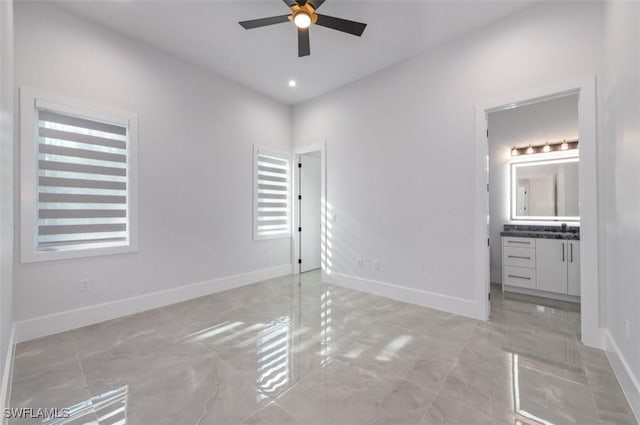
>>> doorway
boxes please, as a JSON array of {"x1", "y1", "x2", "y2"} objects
[
  {"x1": 292, "y1": 143, "x2": 326, "y2": 276},
  {"x1": 475, "y1": 77, "x2": 602, "y2": 348},
  {"x1": 298, "y1": 151, "x2": 321, "y2": 273},
  {"x1": 487, "y1": 93, "x2": 581, "y2": 327}
]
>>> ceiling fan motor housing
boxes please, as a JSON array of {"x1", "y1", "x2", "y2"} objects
[{"x1": 289, "y1": 3, "x2": 319, "y2": 26}]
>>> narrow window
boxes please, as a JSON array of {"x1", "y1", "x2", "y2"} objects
[{"x1": 254, "y1": 146, "x2": 291, "y2": 240}]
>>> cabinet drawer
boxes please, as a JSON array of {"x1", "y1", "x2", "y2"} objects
[
  {"x1": 504, "y1": 266, "x2": 537, "y2": 289},
  {"x1": 503, "y1": 236, "x2": 536, "y2": 248},
  {"x1": 503, "y1": 246, "x2": 536, "y2": 268}
]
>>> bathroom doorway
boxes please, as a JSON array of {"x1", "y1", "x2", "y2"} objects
[
  {"x1": 487, "y1": 94, "x2": 580, "y2": 302},
  {"x1": 475, "y1": 77, "x2": 601, "y2": 348}
]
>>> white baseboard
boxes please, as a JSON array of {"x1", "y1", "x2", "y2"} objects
[
  {"x1": 324, "y1": 271, "x2": 479, "y2": 319},
  {"x1": 15, "y1": 264, "x2": 292, "y2": 343},
  {"x1": 1, "y1": 324, "x2": 15, "y2": 424},
  {"x1": 604, "y1": 329, "x2": 640, "y2": 423}
]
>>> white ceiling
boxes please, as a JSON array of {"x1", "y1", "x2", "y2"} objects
[{"x1": 52, "y1": 0, "x2": 538, "y2": 105}]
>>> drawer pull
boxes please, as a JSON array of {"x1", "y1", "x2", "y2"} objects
[
  {"x1": 508, "y1": 241, "x2": 530, "y2": 244},
  {"x1": 508, "y1": 274, "x2": 531, "y2": 280},
  {"x1": 508, "y1": 255, "x2": 531, "y2": 259}
]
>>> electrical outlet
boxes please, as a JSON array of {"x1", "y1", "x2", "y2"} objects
[
  {"x1": 79, "y1": 279, "x2": 89, "y2": 293},
  {"x1": 372, "y1": 259, "x2": 380, "y2": 271},
  {"x1": 625, "y1": 319, "x2": 630, "y2": 340},
  {"x1": 357, "y1": 258, "x2": 363, "y2": 268}
]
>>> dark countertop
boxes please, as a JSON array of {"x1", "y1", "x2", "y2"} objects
[
  {"x1": 501, "y1": 224, "x2": 580, "y2": 240},
  {"x1": 500, "y1": 230, "x2": 580, "y2": 240}
]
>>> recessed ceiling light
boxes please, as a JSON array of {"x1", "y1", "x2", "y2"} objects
[{"x1": 288, "y1": 80, "x2": 297, "y2": 87}]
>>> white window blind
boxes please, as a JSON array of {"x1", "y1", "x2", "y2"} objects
[
  {"x1": 254, "y1": 147, "x2": 291, "y2": 239},
  {"x1": 36, "y1": 108, "x2": 130, "y2": 252},
  {"x1": 20, "y1": 88, "x2": 138, "y2": 263}
]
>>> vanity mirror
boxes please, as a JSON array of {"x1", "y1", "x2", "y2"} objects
[{"x1": 511, "y1": 157, "x2": 579, "y2": 221}]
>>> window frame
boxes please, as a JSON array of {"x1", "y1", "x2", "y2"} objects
[
  {"x1": 19, "y1": 87, "x2": 139, "y2": 263},
  {"x1": 253, "y1": 145, "x2": 292, "y2": 241}
]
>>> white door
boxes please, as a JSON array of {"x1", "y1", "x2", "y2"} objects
[
  {"x1": 536, "y1": 239, "x2": 568, "y2": 294},
  {"x1": 567, "y1": 241, "x2": 580, "y2": 296},
  {"x1": 300, "y1": 152, "x2": 321, "y2": 272}
]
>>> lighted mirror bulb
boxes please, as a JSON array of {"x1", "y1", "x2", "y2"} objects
[
  {"x1": 543, "y1": 142, "x2": 551, "y2": 153},
  {"x1": 560, "y1": 139, "x2": 569, "y2": 150},
  {"x1": 294, "y1": 12, "x2": 311, "y2": 28},
  {"x1": 511, "y1": 146, "x2": 519, "y2": 156},
  {"x1": 526, "y1": 144, "x2": 534, "y2": 154}
]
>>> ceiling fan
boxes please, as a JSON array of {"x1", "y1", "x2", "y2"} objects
[{"x1": 238, "y1": 0, "x2": 367, "y2": 57}]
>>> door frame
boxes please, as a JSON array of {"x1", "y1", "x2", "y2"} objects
[
  {"x1": 291, "y1": 142, "x2": 326, "y2": 275},
  {"x1": 474, "y1": 76, "x2": 603, "y2": 348}
]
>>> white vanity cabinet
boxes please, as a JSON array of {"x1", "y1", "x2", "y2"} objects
[
  {"x1": 502, "y1": 236, "x2": 580, "y2": 300},
  {"x1": 536, "y1": 239, "x2": 581, "y2": 296},
  {"x1": 502, "y1": 237, "x2": 536, "y2": 289},
  {"x1": 536, "y1": 239, "x2": 569, "y2": 293}
]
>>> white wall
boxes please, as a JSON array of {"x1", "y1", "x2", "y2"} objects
[
  {"x1": 602, "y1": 0, "x2": 640, "y2": 418},
  {"x1": 300, "y1": 152, "x2": 321, "y2": 272},
  {"x1": 0, "y1": 0, "x2": 15, "y2": 406},
  {"x1": 293, "y1": 1, "x2": 602, "y2": 316},
  {"x1": 13, "y1": 3, "x2": 292, "y2": 330},
  {"x1": 487, "y1": 95, "x2": 578, "y2": 283}
]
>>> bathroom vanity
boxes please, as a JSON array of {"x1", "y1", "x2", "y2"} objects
[
  {"x1": 501, "y1": 225, "x2": 580, "y2": 302},
  {"x1": 500, "y1": 152, "x2": 581, "y2": 302}
]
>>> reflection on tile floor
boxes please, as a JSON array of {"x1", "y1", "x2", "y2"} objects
[{"x1": 9, "y1": 272, "x2": 638, "y2": 425}]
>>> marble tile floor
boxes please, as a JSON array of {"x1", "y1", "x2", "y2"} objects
[{"x1": 8, "y1": 271, "x2": 637, "y2": 425}]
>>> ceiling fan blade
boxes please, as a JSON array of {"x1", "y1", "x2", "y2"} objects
[
  {"x1": 282, "y1": 0, "x2": 297, "y2": 6},
  {"x1": 298, "y1": 27, "x2": 310, "y2": 57},
  {"x1": 239, "y1": 15, "x2": 290, "y2": 30},
  {"x1": 307, "y1": 0, "x2": 325, "y2": 10},
  {"x1": 315, "y1": 14, "x2": 367, "y2": 36},
  {"x1": 296, "y1": 0, "x2": 306, "y2": 5}
]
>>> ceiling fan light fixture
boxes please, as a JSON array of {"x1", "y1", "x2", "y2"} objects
[
  {"x1": 294, "y1": 12, "x2": 312, "y2": 29},
  {"x1": 238, "y1": 0, "x2": 367, "y2": 57}
]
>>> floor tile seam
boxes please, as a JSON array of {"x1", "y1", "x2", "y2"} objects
[
  {"x1": 582, "y1": 354, "x2": 621, "y2": 425},
  {"x1": 491, "y1": 321, "x2": 579, "y2": 341},
  {"x1": 370, "y1": 315, "x2": 420, "y2": 334},
  {"x1": 516, "y1": 362, "x2": 588, "y2": 387},
  {"x1": 9, "y1": 356, "x2": 81, "y2": 384},
  {"x1": 272, "y1": 401, "x2": 304, "y2": 425},
  {"x1": 416, "y1": 318, "x2": 477, "y2": 424},
  {"x1": 69, "y1": 332, "x2": 91, "y2": 391},
  {"x1": 263, "y1": 399, "x2": 306, "y2": 425},
  {"x1": 270, "y1": 361, "x2": 381, "y2": 425},
  {"x1": 70, "y1": 336, "x2": 201, "y2": 363},
  {"x1": 500, "y1": 293, "x2": 579, "y2": 311},
  {"x1": 163, "y1": 301, "x2": 265, "y2": 338},
  {"x1": 238, "y1": 401, "x2": 302, "y2": 425},
  {"x1": 68, "y1": 330, "x2": 98, "y2": 423},
  {"x1": 421, "y1": 391, "x2": 498, "y2": 424},
  {"x1": 481, "y1": 322, "x2": 588, "y2": 386},
  {"x1": 211, "y1": 353, "x2": 281, "y2": 425},
  {"x1": 374, "y1": 311, "x2": 471, "y2": 336}
]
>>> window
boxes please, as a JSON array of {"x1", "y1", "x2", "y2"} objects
[
  {"x1": 253, "y1": 146, "x2": 291, "y2": 240},
  {"x1": 20, "y1": 88, "x2": 138, "y2": 262}
]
